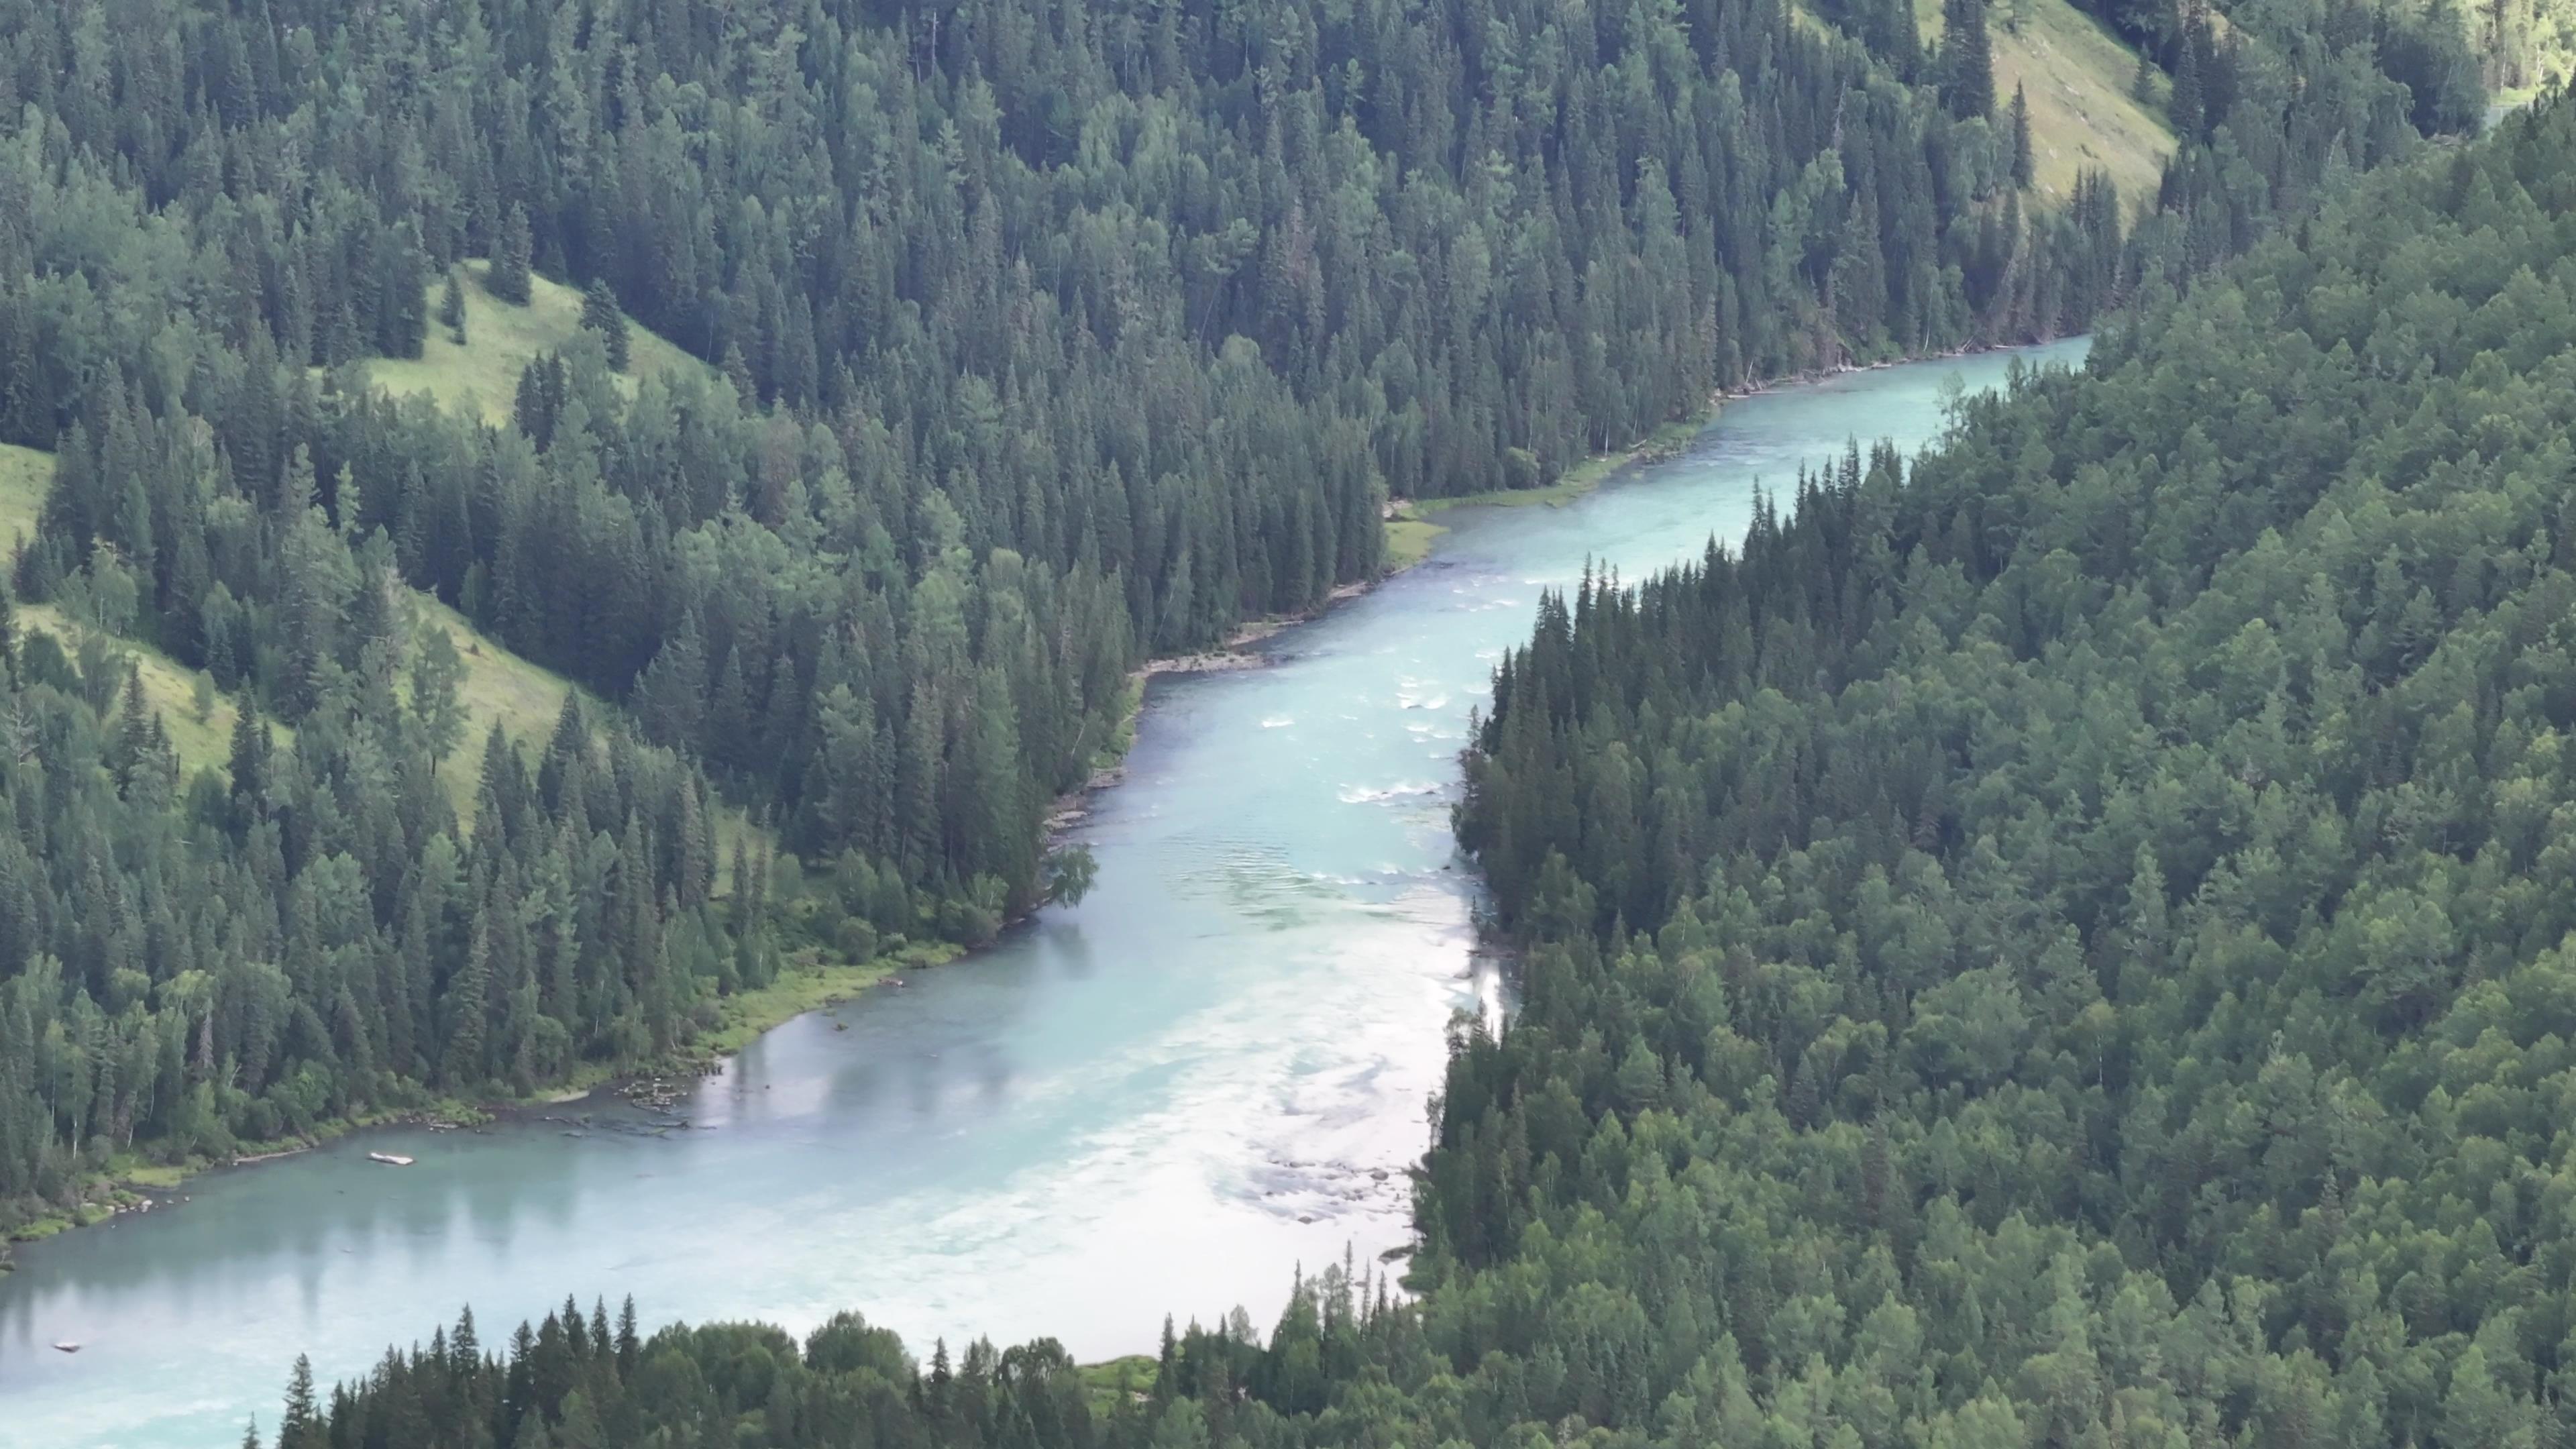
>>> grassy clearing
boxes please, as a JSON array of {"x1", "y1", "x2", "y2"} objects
[
  {"x1": 1077, "y1": 1356, "x2": 1160, "y2": 1416},
  {"x1": 1381, "y1": 517, "x2": 1445, "y2": 573},
  {"x1": 0, "y1": 445, "x2": 751, "y2": 853},
  {"x1": 422, "y1": 596, "x2": 570, "y2": 749},
  {"x1": 692, "y1": 939, "x2": 962, "y2": 1060},
  {"x1": 362, "y1": 262, "x2": 716, "y2": 425},
  {"x1": 410, "y1": 596, "x2": 764, "y2": 865},
  {"x1": 3, "y1": 441, "x2": 275, "y2": 772},
  {"x1": 1994, "y1": 0, "x2": 2178, "y2": 208},
  {"x1": 0, "y1": 443, "x2": 46, "y2": 549},
  {"x1": 413, "y1": 594, "x2": 582, "y2": 823},
  {"x1": 360, "y1": 273, "x2": 758, "y2": 856},
  {"x1": 1919, "y1": 0, "x2": 2178, "y2": 210},
  {"x1": 22, "y1": 600, "x2": 267, "y2": 771},
  {"x1": 1373, "y1": 412, "x2": 1718, "y2": 579}
]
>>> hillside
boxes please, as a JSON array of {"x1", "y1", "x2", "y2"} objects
[
  {"x1": 0, "y1": 444, "x2": 269, "y2": 770},
  {"x1": 1444, "y1": 93, "x2": 2576, "y2": 1449},
  {"x1": 1921, "y1": 0, "x2": 2177, "y2": 207},
  {"x1": 1, "y1": 443, "x2": 665, "y2": 833},
  {"x1": 361, "y1": 262, "x2": 718, "y2": 425}
]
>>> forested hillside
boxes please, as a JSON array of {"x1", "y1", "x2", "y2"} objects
[
  {"x1": 1444, "y1": 86, "x2": 2576, "y2": 1447},
  {"x1": 0, "y1": 0, "x2": 2410, "y2": 1237},
  {"x1": 262, "y1": 54, "x2": 2576, "y2": 1449}
]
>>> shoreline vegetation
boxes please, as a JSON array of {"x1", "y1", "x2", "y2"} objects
[
  {"x1": 1048, "y1": 387, "x2": 1760, "y2": 835},
  {"x1": 1375, "y1": 336, "x2": 2068, "y2": 568},
  {"x1": 1381, "y1": 412, "x2": 1713, "y2": 566},
  {"x1": 1, "y1": 935, "x2": 963, "y2": 1269},
  {"x1": 0, "y1": 342, "x2": 2055, "y2": 1271}
]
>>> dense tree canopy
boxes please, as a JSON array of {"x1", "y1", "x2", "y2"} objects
[
  {"x1": 0, "y1": 606, "x2": 764, "y2": 1230},
  {"x1": 0, "y1": 0, "x2": 2237, "y2": 1228},
  {"x1": 272, "y1": 55, "x2": 2576, "y2": 1449}
]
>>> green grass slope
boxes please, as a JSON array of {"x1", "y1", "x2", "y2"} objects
[
  {"x1": 363, "y1": 262, "x2": 717, "y2": 425},
  {"x1": 0, "y1": 444, "x2": 270, "y2": 771},
  {"x1": 1919, "y1": 0, "x2": 2178, "y2": 209},
  {"x1": 0, "y1": 445, "x2": 645, "y2": 832},
  {"x1": 0, "y1": 443, "x2": 44, "y2": 546}
]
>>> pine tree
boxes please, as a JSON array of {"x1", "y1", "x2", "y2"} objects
[
  {"x1": 489, "y1": 205, "x2": 534, "y2": 306},
  {"x1": 409, "y1": 619, "x2": 469, "y2": 769},
  {"x1": 2171, "y1": 28, "x2": 2206, "y2": 140},
  {"x1": 227, "y1": 690, "x2": 271, "y2": 831},
  {"x1": 1942, "y1": 0, "x2": 1996, "y2": 117},
  {"x1": 557, "y1": 1391, "x2": 604, "y2": 1449},
  {"x1": 439, "y1": 269, "x2": 468, "y2": 344},
  {"x1": 279, "y1": 1356, "x2": 322, "y2": 1449},
  {"x1": 616, "y1": 1296, "x2": 640, "y2": 1373},
  {"x1": 581, "y1": 280, "x2": 629, "y2": 372},
  {"x1": 2011, "y1": 84, "x2": 2035, "y2": 188},
  {"x1": 441, "y1": 919, "x2": 490, "y2": 1087},
  {"x1": 720, "y1": 340, "x2": 756, "y2": 407}
]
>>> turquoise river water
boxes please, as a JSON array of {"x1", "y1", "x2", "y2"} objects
[{"x1": 0, "y1": 339, "x2": 2086, "y2": 1447}]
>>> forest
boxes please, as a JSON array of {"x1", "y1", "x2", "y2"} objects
[
  {"x1": 0, "y1": 0, "x2": 2475, "y2": 1233},
  {"x1": 239, "y1": 31, "x2": 2576, "y2": 1449}
]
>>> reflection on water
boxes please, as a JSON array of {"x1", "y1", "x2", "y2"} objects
[{"x1": 0, "y1": 339, "x2": 2086, "y2": 1449}]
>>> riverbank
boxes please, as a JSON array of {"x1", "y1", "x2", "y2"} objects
[
  {"x1": 0, "y1": 934, "x2": 958, "y2": 1270},
  {"x1": 1382, "y1": 410, "x2": 1721, "y2": 566},
  {"x1": 1055, "y1": 388, "x2": 1796, "y2": 841},
  {"x1": 1051, "y1": 402, "x2": 1747, "y2": 835},
  {"x1": 1379, "y1": 337, "x2": 2074, "y2": 562},
  {"x1": 1, "y1": 343, "x2": 2088, "y2": 1443}
]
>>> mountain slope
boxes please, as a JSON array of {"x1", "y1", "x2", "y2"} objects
[
  {"x1": 1917, "y1": 0, "x2": 2179, "y2": 207},
  {"x1": 1992, "y1": 0, "x2": 2178, "y2": 205},
  {"x1": 360, "y1": 262, "x2": 718, "y2": 425},
  {"x1": 5, "y1": 443, "x2": 633, "y2": 829}
]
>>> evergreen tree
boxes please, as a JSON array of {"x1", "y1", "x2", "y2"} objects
[
  {"x1": 1943, "y1": 0, "x2": 1997, "y2": 117},
  {"x1": 2011, "y1": 83, "x2": 2035, "y2": 187},
  {"x1": 278, "y1": 1356, "x2": 321, "y2": 1449},
  {"x1": 2171, "y1": 24, "x2": 2207, "y2": 140},
  {"x1": 439, "y1": 270, "x2": 468, "y2": 345},
  {"x1": 489, "y1": 205, "x2": 534, "y2": 307},
  {"x1": 408, "y1": 619, "x2": 469, "y2": 769},
  {"x1": 580, "y1": 281, "x2": 629, "y2": 372}
]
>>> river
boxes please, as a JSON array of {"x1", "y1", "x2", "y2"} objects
[{"x1": 0, "y1": 339, "x2": 2087, "y2": 1448}]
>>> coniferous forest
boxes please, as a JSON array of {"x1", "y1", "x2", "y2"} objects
[
  {"x1": 265, "y1": 82, "x2": 2576, "y2": 1449},
  {"x1": 0, "y1": 0, "x2": 2477, "y2": 1230},
  {"x1": 0, "y1": 0, "x2": 2560, "y2": 1440}
]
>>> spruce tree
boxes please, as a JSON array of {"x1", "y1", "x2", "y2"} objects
[
  {"x1": 439, "y1": 269, "x2": 468, "y2": 344},
  {"x1": 582, "y1": 280, "x2": 629, "y2": 372},
  {"x1": 1941, "y1": 0, "x2": 1996, "y2": 118},
  {"x1": 2011, "y1": 83, "x2": 2035, "y2": 187},
  {"x1": 720, "y1": 339, "x2": 756, "y2": 405},
  {"x1": 2171, "y1": 28, "x2": 2206, "y2": 140},
  {"x1": 279, "y1": 1356, "x2": 321, "y2": 1449},
  {"x1": 489, "y1": 204, "x2": 533, "y2": 306},
  {"x1": 409, "y1": 620, "x2": 469, "y2": 769}
]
